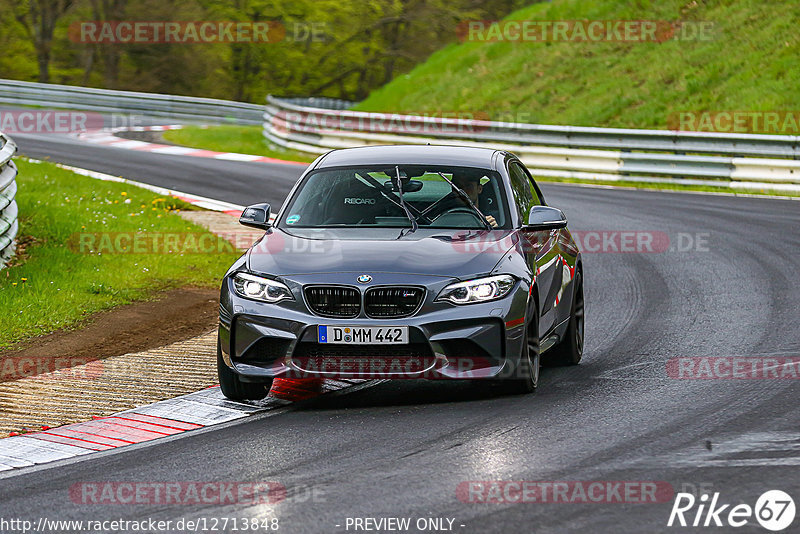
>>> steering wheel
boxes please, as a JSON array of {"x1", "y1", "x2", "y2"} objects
[{"x1": 432, "y1": 207, "x2": 485, "y2": 225}]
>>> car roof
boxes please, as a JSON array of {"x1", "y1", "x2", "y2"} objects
[{"x1": 315, "y1": 145, "x2": 502, "y2": 170}]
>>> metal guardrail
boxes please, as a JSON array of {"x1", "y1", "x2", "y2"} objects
[
  {"x1": 0, "y1": 79, "x2": 797, "y2": 192},
  {"x1": 0, "y1": 79, "x2": 263, "y2": 125},
  {"x1": 272, "y1": 96, "x2": 356, "y2": 111},
  {"x1": 0, "y1": 132, "x2": 19, "y2": 268},
  {"x1": 263, "y1": 96, "x2": 800, "y2": 193}
]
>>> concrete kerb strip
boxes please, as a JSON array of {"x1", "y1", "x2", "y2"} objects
[{"x1": 76, "y1": 124, "x2": 307, "y2": 166}]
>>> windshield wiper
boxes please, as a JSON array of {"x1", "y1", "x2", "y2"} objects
[
  {"x1": 354, "y1": 172, "x2": 422, "y2": 217},
  {"x1": 395, "y1": 166, "x2": 418, "y2": 237},
  {"x1": 436, "y1": 172, "x2": 492, "y2": 230}
]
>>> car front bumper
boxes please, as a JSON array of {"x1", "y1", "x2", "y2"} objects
[{"x1": 218, "y1": 272, "x2": 530, "y2": 381}]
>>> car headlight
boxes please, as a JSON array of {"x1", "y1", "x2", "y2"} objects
[
  {"x1": 436, "y1": 274, "x2": 516, "y2": 305},
  {"x1": 233, "y1": 272, "x2": 294, "y2": 303}
]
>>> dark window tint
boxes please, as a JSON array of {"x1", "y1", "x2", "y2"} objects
[
  {"x1": 518, "y1": 163, "x2": 544, "y2": 206},
  {"x1": 279, "y1": 166, "x2": 510, "y2": 229},
  {"x1": 508, "y1": 162, "x2": 536, "y2": 220}
]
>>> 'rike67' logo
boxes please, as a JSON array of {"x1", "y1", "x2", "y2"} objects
[{"x1": 668, "y1": 490, "x2": 795, "y2": 531}]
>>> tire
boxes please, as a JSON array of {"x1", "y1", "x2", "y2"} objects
[
  {"x1": 545, "y1": 270, "x2": 584, "y2": 367},
  {"x1": 499, "y1": 312, "x2": 540, "y2": 394},
  {"x1": 217, "y1": 340, "x2": 272, "y2": 401}
]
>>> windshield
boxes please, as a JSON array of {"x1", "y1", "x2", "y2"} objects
[{"x1": 278, "y1": 165, "x2": 509, "y2": 229}]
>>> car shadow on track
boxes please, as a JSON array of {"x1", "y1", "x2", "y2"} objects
[{"x1": 300, "y1": 369, "x2": 559, "y2": 410}]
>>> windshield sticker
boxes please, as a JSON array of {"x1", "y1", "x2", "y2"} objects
[{"x1": 286, "y1": 214, "x2": 301, "y2": 224}]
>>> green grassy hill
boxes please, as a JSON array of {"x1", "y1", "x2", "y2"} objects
[{"x1": 356, "y1": 0, "x2": 799, "y2": 130}]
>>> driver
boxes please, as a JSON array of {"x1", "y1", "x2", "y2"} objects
[{"x1": 434, "y1": 172, "x2": 498, "y2": 228}]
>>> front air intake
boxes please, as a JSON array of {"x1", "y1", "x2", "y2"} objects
[
  {"x1": 304, "y1": 286, "x2": 361, "y2": 318},
  {"x1": 364, "y1": 287, "x2": 424, "y2": 318}
]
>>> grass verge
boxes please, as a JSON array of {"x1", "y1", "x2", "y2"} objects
[
  {"x1": 0, "y1": 159, "x2": 241, "y2": 349},
  {"x1": 356, "y1": 0, "x2": 799, "y2": 131},
  {"x1": 162, "y1": 125, "x2": 315, "y2": 163}
]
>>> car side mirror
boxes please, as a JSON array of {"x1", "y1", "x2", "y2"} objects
[
  {"x1": 523, "y1": 206, "x2": 567, "y2": 231},
  {"x1": 239, "y1": 203, "x2": 271, "y2": 230}
]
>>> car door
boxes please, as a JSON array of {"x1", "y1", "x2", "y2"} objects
[{"x1": 508, "y1": 160, "x2": 561, "y2": 336}]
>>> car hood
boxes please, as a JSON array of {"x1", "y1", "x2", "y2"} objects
[{"x1": 246, "y1": 227, "x2": 519, "y2": 279}]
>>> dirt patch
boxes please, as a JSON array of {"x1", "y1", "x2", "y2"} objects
[{"x1": 0, "y1": 286, "x2": 219, "y2": 382}]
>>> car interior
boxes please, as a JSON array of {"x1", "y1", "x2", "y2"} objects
[{"x1": 282, "y1": 166, "x2": 508, "y2": 229}]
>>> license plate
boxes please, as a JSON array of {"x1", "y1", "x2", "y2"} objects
[{"x1": 318, "y1": 326, "x2": 409, "y2": 345}]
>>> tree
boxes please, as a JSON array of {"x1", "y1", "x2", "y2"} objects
[
  {"x1": 1, "y1": 0, "x2": 536, "y2": 100},
  {"x1": 198, "y1": 0, "x2": 276, "y2": 102},
  {"x1": 10, "y1": 0, "x2": 75, "y2": 83},
  {"x1": 87, "y1": 0, "x2": 127, "y2": 88}
]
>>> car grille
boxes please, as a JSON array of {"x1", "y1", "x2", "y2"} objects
[
  {"x1": 291, "y1": 342, "x2": 435, "y2": 374},
  {"x1": 365, "y1": 287, "x2": 425, "y2": 317},
  {"x1": 304, "y1": 286, "x2": 361, "y2": 318}
]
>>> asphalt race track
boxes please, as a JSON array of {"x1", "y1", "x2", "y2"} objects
[
  {"x1": 13, "y1": 130, "x2": 301, "y2": 208},
  {"x1": 2, "y1": 127, "x2": 799, "y2": 533}
]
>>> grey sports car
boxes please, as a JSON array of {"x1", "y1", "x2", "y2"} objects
[{"x1": 217, "y1": 145, "x2": 583, "y2": 400}]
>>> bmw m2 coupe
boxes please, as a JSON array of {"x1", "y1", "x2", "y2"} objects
[{"x1": 218, "y1": 145, "x2": 583, "y2": 400}]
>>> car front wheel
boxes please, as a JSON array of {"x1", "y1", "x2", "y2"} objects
[
  {"x1": 217, "y1": 340, "x2": 272, "y2": 401},
  {"x1": 545, "y1": 270, "x2": 584, "y2": 366},
  {"x1": 499, "y1": 312, "x2": 540, "y2": 394}
]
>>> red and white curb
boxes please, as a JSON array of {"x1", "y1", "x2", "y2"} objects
[
  {"x1": 76, "y1": 125, "x2": 307, "y2": 166},
  {"x1": 0, "y1": 379, "x2": 370, "y2": 473},
  {"x1": 0, "y1": 159, "x2": 338, "y2": 472}
]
